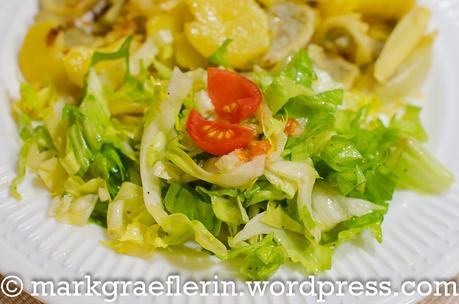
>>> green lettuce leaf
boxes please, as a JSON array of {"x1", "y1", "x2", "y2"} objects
[
  {"x1": 320, "y1": 136, "x2": 363, "y2": 172},
  {"x1": 231, "y1": 213, "x2": 332, "y2": 274},
  {"x1": 243, "y1": 180, "x2": 287, "y2": 207},
  {"x1": 274, "y1": 229, "x2": 333, "y2": 274},
  {"x1": 311, "y1": 182, "x2": 386, "y2": 232},
  {"x1": 106, "y1": 182, "x2": 165, "y2": 258},
  {"x1": 263, "y1": 50, "x2": 317, "y2": 114},
  {"x1": 264, "y1": 160, "x2": 319, "y2": 239},
  {"x1": 68, "y1": 122, "x2": 93, "y2": 174},
  {"x1": 79, "y1": 72, "x2": 111, "y2": 151},
  {"x1": 261, "y1": 202, "x2": 304, "y2": 234},
  {"x1": 90, "y1": 36, "x2": 133, "y2": 75},
  {"x1": 49, "y1": 177, "x2": 108, "y2": 226},
  {"x1": 390, "y1": 105, "x2": 428, "y2": 142},
  {"x1": 208, "y1": 39, "x2": 232, "y2": 68},
  {"x1": 229, "y1": 234, "x2": 285, "y2": 280},
  {"x1": 391, "y1": 139, "x2": 453, "y2": 194},
  {"x1": 320, "y1": 210, "x2": 386, "y2": 246},
  {"x1": 284, "y1": 89, "x2": 343, "y2": 119},
  {"x1": 138, "y1": 69, "x2": 228, "y2": 256},
  {"x1": 90, "y1": 144, "x2": 127, "y2": 197},
  {"x1": 282, "y1": 50, "x2": 317, "y2": 88},
  {"x1": 282, "y1": 90, "x2": 342, "y2": 161},
  {"x1": 164, "y1": 183, "x2": 221, "y2": 234},
  {"x1": 195, "y1": 186, "x2": 249, "y2": 225},
  {"x1": 140, "y1": 67, "x2": 193, "y2": 222},
  {"x1": 89, "y1": 200, "x2": 109, "y2": 228},
  {"x1": 167, "y1": 141, "x2": 266, "y2": 189},
  {"x1": 264, "y1": 76, "x2": 309, "y2": 114}
]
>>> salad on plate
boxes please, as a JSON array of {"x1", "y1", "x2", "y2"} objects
[{"x1": 10, "y1": 0, "x2": 453, "y2": 280}]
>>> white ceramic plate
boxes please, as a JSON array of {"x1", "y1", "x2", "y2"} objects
[{"x1": 1, "y1": 1, "x2": 459, "y2": 303}]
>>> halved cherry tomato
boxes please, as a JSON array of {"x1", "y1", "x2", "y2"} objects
[
  {"x1": 186, "y1": 110, "x2": 254, "y2": 155},
  {"x1": 208, "y1": 68, "x2": 262, "y2": 123}
]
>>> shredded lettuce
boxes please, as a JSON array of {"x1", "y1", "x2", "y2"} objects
[
  {"x1": 193, "y1": 186, "x2": 248, "y2": 227},
  {"x1": 265, "y1": 160, "x2": 319, "y2": 239},
  {"x1": 264, "y1": 76, "x2": 309, "y2": 114},
  {"x1": 320, "y1": 210, "x2": 386, "y2": 246},
  {"x1": 262, "y1": 50, "x2": 317, "y2": 114},
  {"x1": 392, "y1": 139, "x2": 453, "y2": 194},
  {"x1": 106, "y1": 182, "x2": 164, "y2": 258},
  {"x1": 390, "y1": 105, "x2": 428, "y2": 142},
  {"x1": 90, "y1": 36, "x2": 133, "y2": 75},
  {"x1": 49, "y1": 177, "x2": 108, "y2": 225},
  {"x1": 261, "y1": 202, "x2": 304, "y2": 234},
  {"x1": 228, "y1": 234, "x2": 285, "y2": 280},
  {"x1": 164, "y1": 183, "x2": 221, "y2": 234},
  {"x1": 284, "y1": 89, "x2": 343, "y2": 119},
  {"x1": 243, "y1": 180, "x2": 287, "y2": 207},
  {"x1": 12, "y1": 38, "x2": 453, "y2": 281},
  {"x1": 138, "y1": 68, "x2": 228, "y2": 256},
  {"x1": 140, "y1": 67, "x2": 193, "y2": 222},
  {"x1": 167, "y1": 141, "x2": 266, "y2": 189},
  {"x1": 274, "y1": 230, "x2": 333, "y2": 274},
  {"x1": 231, "y1": 213, "x2": 332, "y2": 274},
  {"x1": 282, "y1": 50, "x2": 318, "y2": 88},
  {"x1": 311, "y1": 182, "x2": 386, "y2": 232}
]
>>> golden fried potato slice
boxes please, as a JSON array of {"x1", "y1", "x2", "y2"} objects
[
  {"x1": 19, "y1": 21, "x2": 68, "y2": 88},
  {"x1": 185, "y1": 0, "x2": 270, "y2": 68}
]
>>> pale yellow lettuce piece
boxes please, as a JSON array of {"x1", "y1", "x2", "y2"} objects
[
  {"x1": 139, "y1": 68, "x2": 228, "y2": 256},
  {"x1": 106, "y1": 182, "x2": 165, "y2": 258},
  {"x1": 49, "y1": 194, "x2": 98, "y2": 226},
  {"x1": 48, "y1": 177, "x2": 108, "y2": 226}
]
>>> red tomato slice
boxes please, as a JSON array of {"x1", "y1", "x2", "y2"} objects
[
  {"x1": 186, "y1": 110, "x2": 255, "y2": 155},
  {"x1": 208, "y1": 68, "x2": 262, "y2": 123}
]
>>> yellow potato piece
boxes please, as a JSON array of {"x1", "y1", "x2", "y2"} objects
[
  {"x1": 130, "y1": 0, "x2": 183, "y2": 16},
  {"x1": 318, "y1": 0, "x2": 359, "y2": 18},
  {"x1": 356, "y1": 0, "x2": 415, "y2": 19},
  {"x1": 146, "y1": 13, "x2": 183, "y2": 36},
  {"x1": 257, "y1": 0, "x2": 273, "y2": 7},
  {"x1": 374, "y1": 6, "x2": 431, "y2": 83},
  {"x1": 145, "y1": 2, "x2": 191, "y2": 41},
  {"x1": 19, "y1": 21, "x2": 68, "y2": 88},
  {"x1": 146, "y1": 2, "x2": 191, "y2": 64},
  {"x1": 319, "y1": 0, "x2": 414, "y2": 19},
  {"x1": 185, "y1": 0, "x2": 270, "y2": 68},
  {"x1": 175, "y1": 33, "x2": 207, "y2": 70},
  {"x1": 374, "y1": 33, "x2": 435, "y2": 100},
  {"x1": 63, "y1": 47, "x2": 93, "y2": 87}
]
